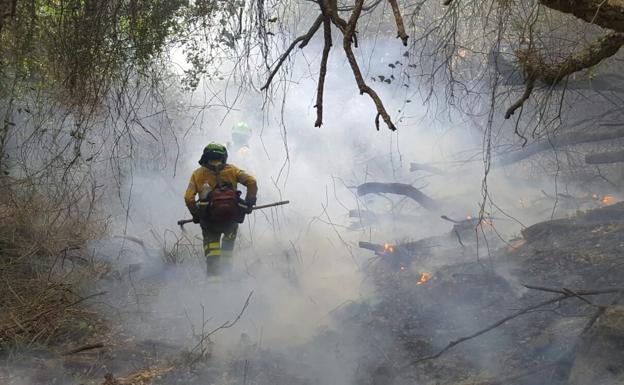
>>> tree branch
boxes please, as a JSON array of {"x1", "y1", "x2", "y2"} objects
[
  {"x1": 357, "y1": 182, "x2": 439, "y2": 211},
  {"x1": 315, "y1": 1, "x2": 333, "y2": 127},
  {"x1": 539, "y1": 0, "x2": 624, "y2": 33},
  {"x1": 585, "y1": 149, "x2": 624, "y2": 164},
  {"x1": 496, "y1": 127, "x2": 624, "y2": 166},
  {"x1": 260, "y1": 15, "x2": 323, "y2": 91},
  {"x1": 506, "y1": 32, "x2": 624, "y2": 118},
  {"x1": 341, "y1": 0, "x2": 397, "y2": 131},
  {"x1": 388, "y1": 0, "x2": 408, "y2": 46},
  {"x1": 402, "y1": 286, "x2": 623, "y2": 370}
]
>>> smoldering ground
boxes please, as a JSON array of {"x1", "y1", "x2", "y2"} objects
[
  {"x1": 73, "y1": 32, "x2": 598, "y2": 385},
  {"x1": 0, "y1": 27, "x2": 603, "y2": 384}
]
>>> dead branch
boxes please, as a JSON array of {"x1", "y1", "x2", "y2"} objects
[
  {"x1": 403, "y1": 286, "x2": 624, "y2": 370},
  {"x1": 403, "y1": 294, "x2": 570, "y2": 368},
  {"x1": 506, "y1": 32, "x2": 624, "y2": 118},
  {"x1": 62, "y1": 342, "x2": 105, "y2": 355},
  {"x1": 190, "y1": 291, "x2": 253, "y2": 355},
  {"x1": 496, "y1": 127, "x2": 624, "y2": 166},
  {"x1": 522, "y1": 285, "x2": 624, "y2": 297},
  {"x1": 539, "y1": 0, "x2": 624, "y2": 33},
  {"x1": 585, "y1": 149, "x2": 624, "y2": 164},
  {"x1": 357, "y1": 182, "x2": 439, "y2": 211},
  {"x1": 581, "y1": 289, "x2": 624, "y2": 334},
  {"x1": 410, "y1": 162, "x2": 445, "y2": 175},
  {"x1": 260, "y1": 15, "x2": 323, "y2": 91},
  {"x1": 505, "y1": 76, "x2": 535, "y2": 119},
  {"x1": 519, "y1": 33, "x2": 624, "y2": 85},
  {"x1": 388, "y1": 0, "x2": 408, "y2": 46},
  {"x1": 340, "y1": 0, "x2": 397, "y2": 131},
  {"x1": 359, "y1": 241, "x2": 386, "y2": 254},
  {"x1": 315, "y1": 1, "x2": 333, "y2": 127}
]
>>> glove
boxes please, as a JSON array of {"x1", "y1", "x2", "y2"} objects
[
  {"x1": 244, "y1": 197, "x2": 256, "y2": 214},
  {"x1": 192, "y1": 215, "x2": 200, "y2": 224}
]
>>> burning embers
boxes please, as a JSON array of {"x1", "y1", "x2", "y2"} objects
[
  {"x1": 384, "y1": 243, "x2": 395, "y2": 253},
  {"x1": 600, "y1": 194, "x2": 616, "y2": 205},
  {"x1": 417, "y1": 272, "x2": 431, "y2": 285},
  {"x1": 590, "y1": 193, "x2": 618, "y2": 207}
]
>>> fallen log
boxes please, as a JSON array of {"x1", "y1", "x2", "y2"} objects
[
  {"x1": 357, "y1": 182, "x2": 439, "y2": 211},
  {"x1": 585, "y1": 149, "x2": 624, "y2": 164},
  {"x1": 496, "y1": 128, "x2": 624, "y2": 166},
  {"x1": 409, "y1": 162, "x2": 445, "y2": 175},
  {"x1": 358, "y1": 241, "x2": 386, "y2": 254}
]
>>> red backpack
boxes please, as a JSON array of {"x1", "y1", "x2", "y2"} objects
[{"x1": 208, "y1": 187, "x2": 245, "y2": 223}]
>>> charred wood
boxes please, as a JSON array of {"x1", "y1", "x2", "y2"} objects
[
  {"x1": 357, "y1": 182, "x2": 439, "y2": 211},
  {"x1": 496, "y1": 128, "x2": 624, "y2": 166},
  {"x1": 585, "y1": 149, "x2": 624, "y2": 164},
  {"x1": 409, "y1": 162, "x2": 445, "y2": 175}
]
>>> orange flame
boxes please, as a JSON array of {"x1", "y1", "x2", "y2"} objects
[
  {"x1": 417, "y1": 272, "x2": 431, "y2": 285},
  {"x1": 384, "y1": 243, "x2": 395, "y2": 253},
  {"x1": 602, "y1": 195, "x2": 616, "y2": 205}
]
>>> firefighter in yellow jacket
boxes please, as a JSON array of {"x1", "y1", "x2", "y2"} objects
[{"x1": 185, "y1": 143, "x2": 257, "y2": 275}]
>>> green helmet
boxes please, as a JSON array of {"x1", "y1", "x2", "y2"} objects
[
  {"x1": 200, "y1": 142, "x2": 228, "y2": 165},
  {"x1": 232, "y1": 122, "x2": 252, "y2": 148},
  {"x1": 232, "y1": 121, "x2": 252, "y2": 135}
]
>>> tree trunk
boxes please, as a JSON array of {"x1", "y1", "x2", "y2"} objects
[{"x1": 585, "y1": 150, "x2": 624, "y2": 164}]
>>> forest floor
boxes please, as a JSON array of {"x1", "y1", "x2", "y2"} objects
[{"x1": 1, "y1": 203, "x2": 624, "y2": 385}]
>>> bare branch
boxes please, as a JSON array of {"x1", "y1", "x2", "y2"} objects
[
  {"x1": 506, "y1": 32, "x2": 624, "y2": 118},
  {"x1": 357, "y1": 182, "x2": 439, "y2": 211},
  {"x1": 505, "y1": 76, "x2": 535, "y2": 119},
  {"x1": 388, "y1": 0, "x2": 408, "y2": 46},
  {"x1": 62, "y1": 342, "x2": 105, "y2": 355},
  {"x1": 496, "y1": 127, "x2": 624, "y2": 165},
  {"x1": 520, "y1": 32, "x2": 624, "y2": 85},
  {"x1": 315, "y1": 1, "x2": 333, "y2": 127},
  {"x1": 539, "y1": 0, "x2": 624, "y2": 33},
  {"x1": 585, "y1": 149, "x2": 624, "y2": 164},
  {"x1": 260, "y1": 15, "x2": 323, "y2": 91},
  {"x1": 403, "y1": 286, "x2": 624, "y2": 369},
  {"x1": 341, "y1": 0, "x2": 397, "y2": 131}
]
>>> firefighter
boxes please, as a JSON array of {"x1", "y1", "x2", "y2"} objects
[
  {"x1": 231, "y1": 121, "x2": 252, "y2": 151},
  {"x1": 184, "y1": 143, "x2": 257, "y2": 275}
]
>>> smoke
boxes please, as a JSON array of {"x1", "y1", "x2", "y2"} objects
[{"x1": 80, "y1": 27, "x2": 590, "y2": 385}]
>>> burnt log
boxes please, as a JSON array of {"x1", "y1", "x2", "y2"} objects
[
  {"x1": 497, "y1": 128, "x2": 624, "y2": 166},
  {"x1": 358, "y1": 241, "x2": 386, "y2": 254},
  {"x1": 585, "y1": 149, "x2": 624, "y2": 164},
  {"x1": 409, "y1": 162, "x2": 445, "y2": 175},
  {"x1": 357, "y1": 182, "x2": 439, "y2": 211}
]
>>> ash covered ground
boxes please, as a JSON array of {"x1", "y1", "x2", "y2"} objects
[{"x1": 4, "y1": 202, "x2": 623, "y2": 385}]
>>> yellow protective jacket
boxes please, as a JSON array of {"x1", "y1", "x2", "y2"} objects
[{"x1": 184, "y1": 161, "x2": 257, "y2": 216}]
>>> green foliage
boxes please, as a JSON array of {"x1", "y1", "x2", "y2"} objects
[{"x1": 0, "y1": 0, "x2": 191, "y2": 107}]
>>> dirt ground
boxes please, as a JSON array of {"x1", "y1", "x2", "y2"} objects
[{"x1": 2, "y1": 203, "x2": 623, "y2": 385}]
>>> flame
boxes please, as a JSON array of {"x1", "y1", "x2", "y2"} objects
[
  {"x1": 602, "y1": 195, "x2": 616, "y2": 205},
  {"x1": 466, "y1": 215, "x2": 473, "y2": 220},
  {"x1": 416, "y1": 272, "x2": 431, "y2": 285},
  {"x1": 384, "y1": 243, "x2": 395, "y2": 253}
]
